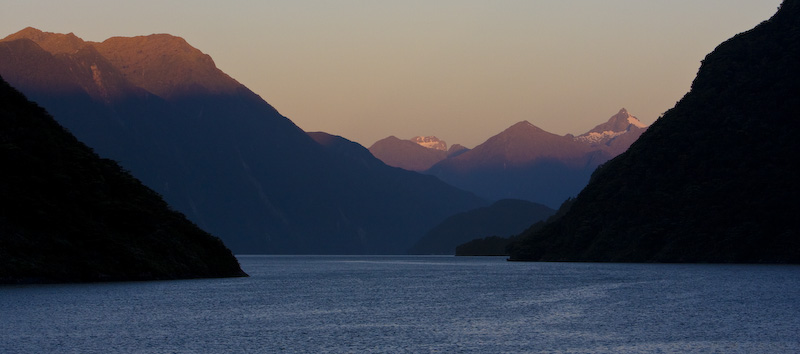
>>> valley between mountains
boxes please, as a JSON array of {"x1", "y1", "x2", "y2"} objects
[{"x1": 0, "y1": 27, "x2": 645, "y2": 257}]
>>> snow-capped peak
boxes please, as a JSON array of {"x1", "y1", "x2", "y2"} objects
[
  {"x1": 412, "y1": 136, "x2": 447, "y2": 151},
  {"x1": 574, "y1": 108, "x2": 648, "y2": 145}
]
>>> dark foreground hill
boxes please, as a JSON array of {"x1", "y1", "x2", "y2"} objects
[
  {"x1": 0, "y1": 76, "x2": 246, "y2": 283},
  {"x1": 508, "y1": 0, "x2": 800, "y2": 263}
]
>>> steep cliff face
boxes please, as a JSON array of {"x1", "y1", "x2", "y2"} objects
[
  {"x1": 0, "y1": 75, "x2": 246, "y2": 283},
  {"x1": 509, "y1": 1, "x2": 800, "y2": 263}
]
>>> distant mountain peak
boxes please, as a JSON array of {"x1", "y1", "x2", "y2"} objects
[
  {"x1": 95, "y1": 33, "x2": 241, "y2": 99},
  {"x1": 575, "y1": 108, "x2": 648, "y2": 145},
  {"x1": 4, "y1": 26, "x2": 43, "y2": 39},
  {"x1": 368, "y1": 135, "x2": 450, "y2": 171},
  {"x1": 450, "y1": 120, "x2": 588, "y2": 171},
  {"x1": 604, "y1": 108, "x2": 639, "y2": 128},
  {"x1": 512, "y1": 120, "x2": 535, "y2": 128},
  {"x1": 447, "y1": 143, "x2": 469, "y2": 157},
  {"x1": 497, "y1": 121, "x2": 549, "y2": 137},
  {"x1": 3, "y1": 27, "x2": 87, "y2": 54},
  {"x1": 411, "y1": 136, "x2": 447, "y2": 151},
  {"x1": 1, "y1": 28, "x2": 243, "y2": 100}
]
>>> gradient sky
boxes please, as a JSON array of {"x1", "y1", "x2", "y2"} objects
[{"x1": 1, "y1": 0, "x2": 782, "y2": 148}]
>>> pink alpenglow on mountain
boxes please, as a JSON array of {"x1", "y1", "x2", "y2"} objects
[{"x1": 425, "y1": 109, "x2": 648, "y2": 207}]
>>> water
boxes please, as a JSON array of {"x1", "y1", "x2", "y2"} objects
[{"x1": 1, "y1": 256, "x2": 799, "y2": 353}]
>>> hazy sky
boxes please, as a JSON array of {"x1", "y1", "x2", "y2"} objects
[{"x1": 1, "y1": 1, "x2": 782, "y2": 148}]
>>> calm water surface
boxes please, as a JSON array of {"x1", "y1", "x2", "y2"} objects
[{"x1": 2, "y1": 256, "x2": 799, "y2": 353}]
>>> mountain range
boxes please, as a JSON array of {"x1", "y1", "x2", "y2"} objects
[
  {"x1": 0, "y1": 27, "x2": 486, "y2": 254},
  {"x1": 0, "y1": 74, "x2": 245, "y2": 283},
  {"x1": 508, "y1": 0, "x2": 800, "y2": 263},
  {"x1": 372, "y1": 109, "x2": 646, "y2": 208}
]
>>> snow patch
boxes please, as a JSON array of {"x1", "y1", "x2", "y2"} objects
[
  {"x1": 412, "y1": 136, "x2": 447, "y2": 151},
  {"x1": 575, "y1": 130, "x2": 624, "y2": 144},
  {"x1": 628, "y1": 116, "x2": 647, "y2": 128}
]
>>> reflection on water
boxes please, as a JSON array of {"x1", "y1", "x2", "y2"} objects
[{"x1": 2, "y1": 256, "x2": 799, "y2": 353}]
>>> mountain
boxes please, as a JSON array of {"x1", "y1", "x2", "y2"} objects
[
  {"x1": 426, "y1": 111, "x2": 646, "y2": 208},
  {"x1": 368, "y1": 136, "x2": 449, "y2": 171},
  {"x1": 455, "y1": 198, "x2": 576, "y2": 256},
  {"x1": 575, "y1": 108, "x2": 648, "y2": 156},
  {"x1": 2, "y1": 26, "x2": 87, "y2": 54},
  {"x1": 508, "y1": 0, "x2": 800, "y2": 263},
  {"x1": 0, "y1": 74, "x2": 246, "y2": 283},
  {"x1": 447, "y1": 144, "x2": 470, "y2": 157},
  {"x1": 0, "y1": 28, "x2": 486, "y2": 254},
  {"x1": 306, "y1": 131, "x2": 488, "y2": 252},
  {"x1": 408, "y1": 199, "x2": 554, "y2": 255},
  {"x1": 368, "y1": 135, "x2": 466, "y2": 172}
]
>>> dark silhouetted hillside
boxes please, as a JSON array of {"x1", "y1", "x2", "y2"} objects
[
  {"x1": 455, "y1": 198, "x2": 574, "y2": 256},
  {"x1": 0, "y1": 75, "x2": 246, "y2": 283},
  {"x1": 509, "y1": 0, "x2": 800, "y2": 263}
]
